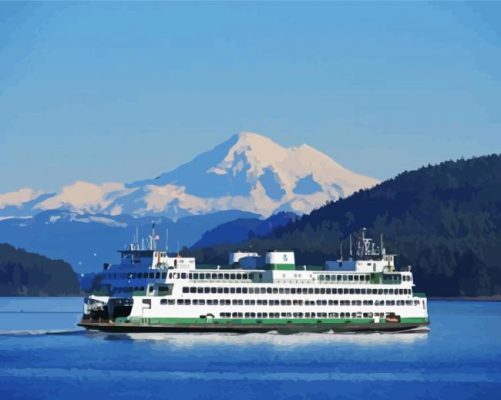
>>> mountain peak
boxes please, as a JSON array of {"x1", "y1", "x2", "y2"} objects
[{"x1": 0, "y1": 132, "x2": 379, "y2": 219}]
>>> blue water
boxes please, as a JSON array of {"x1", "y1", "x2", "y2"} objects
[{"x1": 0, "y1": 298, "x2": 500, "y2": 400}]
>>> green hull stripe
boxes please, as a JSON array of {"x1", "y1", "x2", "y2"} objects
[{"x1": 121, "y1": 316, "x2": 429, "y2": 325}]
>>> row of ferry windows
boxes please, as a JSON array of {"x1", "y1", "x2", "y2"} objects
[
  {"x1": 104, "y1": 271, "x2": 411, "y2": 283},
  {"x1": 219, "y1": 312, "x2": 392, "y2": 319},
  {"x1": 161, "y1": 298, "x2": 420, "y2": 306},
  {"x1": 182, "y1": 286, "x2": 412, "y2": 295},
  {"x1": 317, "y1": 274, "x2": 411, "y2": 282},
  {"x1": 105, "y1": 272, "x2": 167, "y2": 280}
]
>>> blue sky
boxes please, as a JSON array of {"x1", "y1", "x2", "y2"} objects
[{"x1": 1, "y1": 1, "x2": 500, "y2": 192}]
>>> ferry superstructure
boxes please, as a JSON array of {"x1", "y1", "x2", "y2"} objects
[{"x1": 79, "y1": 229, "x2": 429, "y2": 333}]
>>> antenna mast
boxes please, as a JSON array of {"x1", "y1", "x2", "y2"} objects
[{"x1": 349, "y1": 234, "x2": 353, "y2": 258}]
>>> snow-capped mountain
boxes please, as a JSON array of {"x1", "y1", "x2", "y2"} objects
[{"x1": 0, "y1": 132, "x2": 379, "y2": 219}]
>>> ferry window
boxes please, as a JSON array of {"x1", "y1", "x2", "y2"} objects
[
  {"x1": 284, "y1": 288, "x2": 290, "y2": 294},
  {"x1": 348, "y1": 275, "x2": 353, "y2": 281},
  {"x1": 177, "y1": 299, "x2": 183, "y2": 305},
  {"x1": 168, "y1": 273, "x2": 173, "y2": 279},
  {"x1": 236, "y1": 274, "x2": 242, "y2": 280},
  {"x1": 196, "y1": 287, "x2": 203, "y2": 294},
  {"x1": 211, "y1": 273, "x2": 217, "y2": 279},
  {"x1": 217, "y1": 287, "x2": 223, "y2": 294},
  {"x1": 249, "y1": 288, "x2": 254, "y2": 294},
  {"x1": 360, "y1": 289, "x2": 366, "y2": 294},
  {"x1": 224, "y1": 288, "x2": 229, "y2": 294},
  {"x1": 325, "y1": 275, "x2": 331, "y2": 281},
  {"x1": 224, "y1": 273, "x2": 229, "y2": 279},
  {"x1": 236, "y1": 288, "x2": 242, "y2": 294},
  {"x1": 217, "y1": 274, "x2": 222, "y2": 280},
  {"x1": 155, "y1": 273, "x2": 160, "y2": 279},
  {"x1": 378, "y1": 289, "x2": 383, "y2": 295},
  {"x1": 168, "y1": 299, "x2": 175, "y2": 305},
  {"x1": 308, "y1": 288, "x2": 314, "y2": 294},
  {"x1": 190, "y1": 287, "x2": 196, "y2": 293},
  {"x1": 183, "y1": 287, "x2": 189, "y2": 293},
  {"x1": 181, "y1": 273, "x2": 186, "y2": 279},
  {"x1": 343, "y1": 289, "x2": 349, "y2": 295},
  {"x1": 160, "y1": 299, "x2": 168, "y2": 305},
  {"x1": 332, "y1": 288, "x2": 338, "y2": 294},
  {"x1": 267, "y1": 288, "x2": 272, "y2": 294},
  {"x1": 320, "y1": 288, "x2": 326, "y2": 295},
  {"x1": 354, "y1": 275, "x2": 359, "y2": 281},
  {"x1": 355, "y1": 289, "x2": 360, "y2": 294},
  {"x1": 194, "y1": 273, "x2": 199, "y2": 279},
  {"x1": 319, "y1": 275, "x2": 324, "y2": 281},
  {"x1": 161, "y1": 273, "x2": 167, "y2": 279},
  {"x1": 199, "y1": 300, "x2": 205, "y2": 305},
  {"x1": 260, "y1": 288, "x2": 266, "y2": 294},
  {"x1": 230, "y1": 288, "x2": 236, "y2": 294},
  {"x1": 140, "y1": 287, "x2": 144, "y2": 291},
  {"x1": 149, "y1": 273, "x2": 154, "y2": 279},
  {"x1": 326, "y1": 288, "x2": 331, "y2": 294},
  {"x1": 204, "y1": 287, "x2": 210, "y2": 293},
  {"x1": 242, "y1": 288, "x2": 248, "y2": 294},
  {"x1": 230, "y1": 274, "x2": 235, "y2": 279},
  {"x1": 211, "y1": 288, "x2": 217, "y2": 294},
  {"x1": 384, "y1": 289, "x2": 388, "y2": 295},
  {"x1": 189, "y1": 273, "x2": 193, "y2": 279},
  {"x1": 343, "y1": 275, "x2": 348, "y2": 281},
  {"x1": 273, "y1": 288, "x2": 278, "y2": 294}
]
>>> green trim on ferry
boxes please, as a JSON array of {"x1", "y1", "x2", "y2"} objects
[
  {"x1": 120, "y1": 316, "x2": 428, "y2": 326},
  {"x1": 266, "y1": 263, "x2": 296, "y2": 271},
  {"x1": 414, "y1": 292, "x2": 427, "y2": 298}
]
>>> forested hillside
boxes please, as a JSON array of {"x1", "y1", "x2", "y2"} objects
[
  {"x1": 189, "y1": 154, "x2": 501, "y2": 297},
  {"x1": 0, "y1": 243, "x2": 80, "y2": 296}
]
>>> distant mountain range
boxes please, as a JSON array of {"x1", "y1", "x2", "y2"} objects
[
  {"x1": 0, "y1": 209, "x2": 259, "y2": 273},
  {"x1": 0, "y1": 132, "x2": 378, "y2": 219},
  {"x1": 192, "y1": 212, "x2": 297, "y2": 249},
  {"x1": 189, "y1": 154, "x2": 501, "y2": 297}
]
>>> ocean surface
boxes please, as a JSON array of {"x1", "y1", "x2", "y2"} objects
[{"x1": 0, "y1": 298, "x2": 500, "y2": 400}]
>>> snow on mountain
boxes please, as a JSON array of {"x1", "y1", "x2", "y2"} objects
[{"x1": 0, "y1": 132, "x2": 379, "y2": 219}]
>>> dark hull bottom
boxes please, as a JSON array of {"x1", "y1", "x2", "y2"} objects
[{"x1": 78, "y1": 321, "x2": 429, "y2": 334}]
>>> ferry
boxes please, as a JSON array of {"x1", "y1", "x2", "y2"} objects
[{"x1": 79, "y1": 228, "x2": 429, "y2": 333}]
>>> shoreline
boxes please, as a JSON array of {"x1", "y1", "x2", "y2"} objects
[{"x1": 430, "y1": 296, "x2": 501, "y2": 302}]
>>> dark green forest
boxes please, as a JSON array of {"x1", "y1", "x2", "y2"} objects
[
  {"x1": 188, "y1": 154, "x2": 501, "y2": 297},
  {"x1": 0, "y1": 243, "x2": 80, "y2": 296}
]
